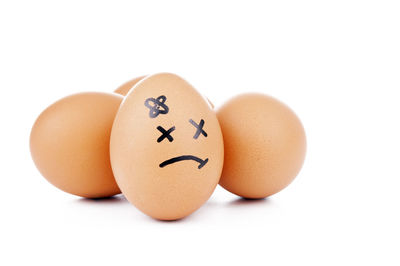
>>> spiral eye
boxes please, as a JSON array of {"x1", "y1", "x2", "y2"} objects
[
  {"x1": 189, "y1": 119, "x2": 207, "y2": 139},
  {"x1": 144, "y1": 95, "x2": 169, "y2": 118}
]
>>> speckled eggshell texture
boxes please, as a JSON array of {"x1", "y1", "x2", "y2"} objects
[
  {"x1": 217, "y1": 93, "x2": 306, "y2": 199},
  {"x1": 110, "y1": 73, "x2": 224, "y2": 220}
]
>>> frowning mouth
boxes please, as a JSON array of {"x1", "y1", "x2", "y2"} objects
[{"x1": 159, "y1": 155, "x2": 209, "y2": 169}]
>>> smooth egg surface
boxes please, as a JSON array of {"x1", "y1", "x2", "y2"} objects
[
  {"x1": 30, "y1": 92, "x2": 123, "y2": 198},
  {"x1": 110, "y1": 73, "x2": 224, "y2": 220},
  {"x1": 217, "y1": 93, "x2": 306, "y2": 199}
]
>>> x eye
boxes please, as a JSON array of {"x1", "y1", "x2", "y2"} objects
[
  {"x1": 189, "y1": 119, "x2": 207, "y2": 139},
  {"x1": 157, "y1": 126, "x2": 175, "y2": 143}
]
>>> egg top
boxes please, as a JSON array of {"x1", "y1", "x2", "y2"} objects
[
  {"x1": 110, "y1": 73, "x2": 224, "y2": 220},
  {"x1": 114, "y1": 75, "x2": 147, "y2": 96}
]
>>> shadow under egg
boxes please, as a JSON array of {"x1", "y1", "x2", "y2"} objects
[
  {"x1": 227, "y1": 197, "x2": 273, "y2": 207},
  {"x1": 77, "y1": 194, "x2": 127, "y2": 205}
]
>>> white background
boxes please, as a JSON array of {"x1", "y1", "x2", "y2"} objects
[{"x1": 1, "y1": 0, "x2": 399, "y2": 265}]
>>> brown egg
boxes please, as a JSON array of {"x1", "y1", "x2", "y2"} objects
[
  {"x1": 217, "y1": 93, "x2": 306, "y2": 199},
  {"x1": 30, "y1": 92, "x2": 123, "y2": 198},
  {"x1": 114, "y1": 75, "x2": 147, "y2": 96},
  {"x1": 110, "y1": 73, "x2": 224, "y2": 220}
]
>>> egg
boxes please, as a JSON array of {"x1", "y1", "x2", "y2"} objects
[
  {"x1": 110, "y1": 73, "x2": 224, "y2": 220},
  {"x1": 114, "y1": 75, "x2": 147, "y2": 96},
  {"x1": 217, "y1": 93, "x2": 306, "y2": 199},
  {"x1": 30, "y1": 92, "x2": 123, "y2": 198}
]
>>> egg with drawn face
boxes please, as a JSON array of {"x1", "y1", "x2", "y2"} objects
[{"x1": 110, "y1": 73, "x2": 224, "y2": 220}]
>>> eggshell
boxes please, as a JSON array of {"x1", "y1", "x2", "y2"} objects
[
  {"x1": 217, "y1": 93, "x2": 306, "y2": 199},
  {"x1": 114, "y1": 75, "x2": 147, "y2": 96},
  {"x1": 110, "y1": 73, "x2": 224, "y2": 220},
  {"x1": 30, "y1": 92, "x2": 123, "y2": 198}
]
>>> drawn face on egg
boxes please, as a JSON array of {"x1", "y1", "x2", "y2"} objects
[{"x1": 144, "y1": 95, "x2": 209, "y2": 169}]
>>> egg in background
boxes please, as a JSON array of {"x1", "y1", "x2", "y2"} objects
[
  {"x1": 216, "y1": 93, "x2": 306, "y2": 199},
  {"x1": 114, "y1": 75, "x2": 147, "y2": 96},
  {"x1": 30, "y1": 92, "x2": 123, "y2": 198}
]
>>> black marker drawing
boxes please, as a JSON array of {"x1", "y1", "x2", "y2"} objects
[
  {"x1": 144, "y1": 95, "x2": 169, "y2": 118},
  {"x1": 189, "y1": 119, "x2": 208, "y2": 139},
  {"x1": 157, "y1": 126, "x2": 175, "y2": 143},
  {"x1": 159, "y1": 155, "x2": 209, "y2": 169},
  {"x1": 152, "y1": 115, "x2": 209, "y2": 169}
]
